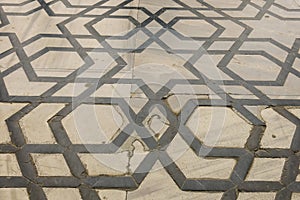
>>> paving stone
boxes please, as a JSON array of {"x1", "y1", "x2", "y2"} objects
[
  {"x1": 62, "y1": 104, "x2": 125, "y2": 144},
  {"x1": 136, "y1": 0, "x2": 180, "y2": 13},
  {"x1": 49, "y1": 1, "x2": 84, "y2": 15},
  {"x1": 44, "y1": 188, "x2": 82, "y2": 200},
  {"x1": 132, "y1": 49, "x2": 198, "y2": 91},
  {"x1": 143, "y1": 106, "x2": 169, "y2": 140},
  {"x1": 0, "y1": 36, "x2": 12, "y2": 54},
  {"x1": 292, "y1": 193, "x2": 300, "y2": 200},
  {"x1": 269, "y1": 5, "x2": 300, "y2": 18},
  {"x1": 228, "y1": 55, "x2": 281, "y2": 81},
  {"x1": 159, "y1": 31, "x2": 204, "y2": 50},
  {"x1": 239, "y1": 42, "x2": 288, "y2": 62},
  {"x1": 223, "y1": 85, "x2": 258, "y2": 99},
  {"x1": 31, "y1": 51, "x2": 84, "y2": 77},
  {"x1": 0, "y1": 188, "x2": 29, "y2": 200},
  {"x1": 127, "y1": 140, "x2": 149, "y2": 172},
  {"x1": 79, "y1": 153, "x2": 128, "y2": 175},
  {"x1": 0, "y1": 52, "x2": 19, "y2": 71},
  {"x1": 159, "y1": 10, "x2": 196, "y2": 24},
  {"x1": 125, "y1": 97, "x2": 148, "y2": 114},
  {"x1": 289, "y1": 108, "x2": 300, "y2": 118},
  {"x1": 260, "y1": 108, "x2": 296, "y2": 148},
  {"x1": 127, "y1": 162, "x2": 224, "y2": 200},
  {"x1": 0, "y1": 103, "x2": 26, "y2": 144},
  {"x1": 68, "y1": 0, "x2": 101, "y2": 6},
  {"x1": 93, "y1": 84, "x2": 132, "y2": 98},
  {"x1": 0, "y1": 154, "x2": 22, "y2": 176},
  {"x1": 24, "y1": 37, "x2": 72, "y2": 57},
  {"x1": 93, "y1": 18, "x2": 135, "y2": 37},
  {"x1": 2, "y1": 1, "x2": 40, "y2": 13},
  {"x1": 78, "y1": 52, "x2": 117, "y2": 79},
  {"x1": 186, "y1": 107, "x2": 252, "y2": 148},
  {"x1": 20, "y1": 104, "x2": 65, "y2": 144},
  {"x1": 180, "y1": 0, "x2": 205, "y2": 7},
  {"x1": 101, "y1": 0, "x2": 128, "y2": 7},
  {"x1": 205, "y1": 0, "x2": 242, "y2": 8},
  {"x1": 224, "y1": 5, "x2": 259, "y2": 18},
  {"x1": 237, "y1": 192, "x2": 276, "y2": 200},
  {"x1": 257, "y1": 74, "x2": 300, "y2": 99},
  {"x1": 0, "y1": 0, "x2": 300, "y2": 199},
  {"x1": 166, "y1": 94, "x2": 208, "y2": 114},
  {"x1": 0, "y1": 10, "x2": 65, "y2": 42},
  {"x1": 246, "y1": 158, "x2": 285, "y2": 181},
  {"x1": 167, "y1": 134, "x2": 236, "y2": 180},
  {"x1": 76, "y1": 38, "x2": 103, "y2": 49},
  {"x1": 97, "y1": 189, "x2": 126, "y2": 200},
  {"x1": 194, "y1": 55, "x2": 233, "y2": 80},
  {"x1": 53, "y1": 83, "x2": 87, "y2": 97},
  {"x1": 242, "y1": 16, "x2": 300, "y2": 47},
  {"x1": 215, "y1": 20, "x2": 245, "y2": 38},
  {"x1": 3, "y1": 68, "x2": 56, "y2": 96},
  {"x1": 65, "y1": 17, "x2": 93, "y2": 35},
  {"x1": 173, "y1": 19, "x2": 217, "y2": 38},
  {"x1": 106, "y1": 31, "x2": 148, "y2": 49},
  {"x1": 208, "y1": 41, "x2": 234, "y2": 50},
  {"x1": 31, "y1": 154, "x2": 72, "y2": 176}
]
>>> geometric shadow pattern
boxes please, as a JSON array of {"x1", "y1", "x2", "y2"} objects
[{"x1": 0, "y1": 0, "x2": 300, "y2": 199}]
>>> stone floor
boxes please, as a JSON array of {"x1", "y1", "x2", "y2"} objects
[{"x1": 0, "y1": 0, "x2": 300, "y2": 199}]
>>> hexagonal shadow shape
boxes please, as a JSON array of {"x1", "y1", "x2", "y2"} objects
[
  {"x1": 227, "y1": 55, "x2": 281, "y2": 81},
  {"x1": 172, "y1": 19, "x2": 218, "y2": 38},
  {"x1": 31, "y1": 51, "x2": 85, "y2": 77},
  {"x1": 92, "y1": 18, "x2": 136, "y2": 37}
]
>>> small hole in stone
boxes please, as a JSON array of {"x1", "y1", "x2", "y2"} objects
[
  {"x1": 85, "y1": 83, "x2": 92, "y2": 87},
  {"x1": 272, "y1": 134, "x2": 276, "y2": 138}
]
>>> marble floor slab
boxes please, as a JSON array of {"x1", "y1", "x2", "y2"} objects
[{"x1": 0, "y1": 0, "x2": 300, "y2": 199}]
